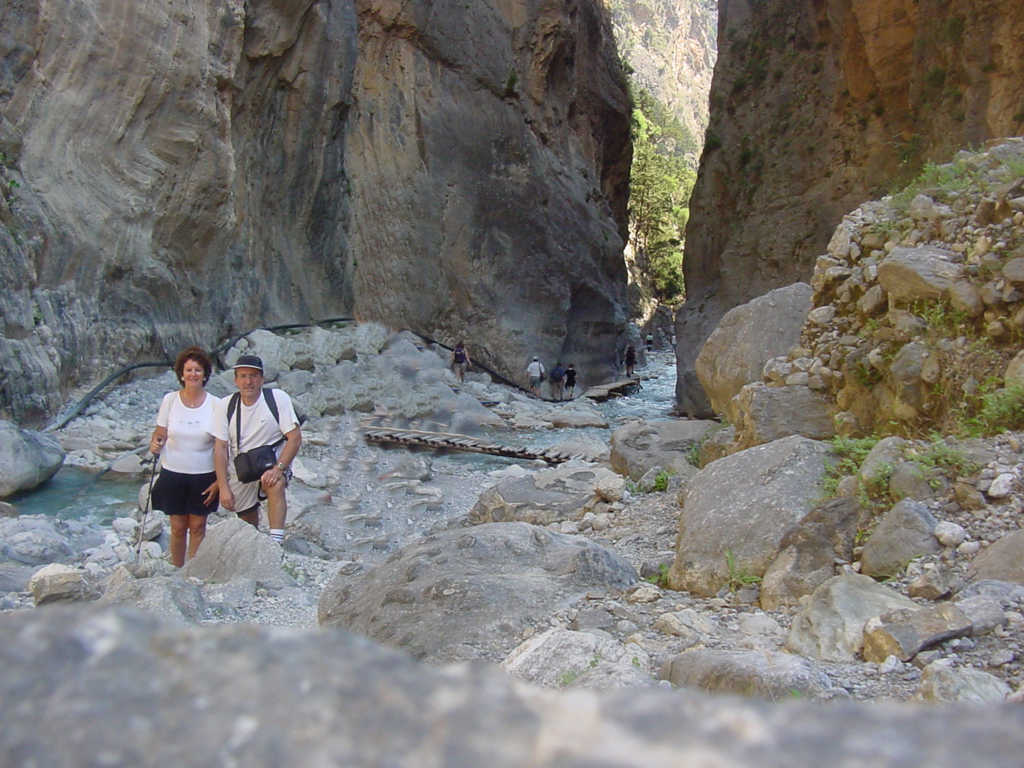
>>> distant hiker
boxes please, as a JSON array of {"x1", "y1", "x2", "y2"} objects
[
  {"x1": 625, "y1": 345, "x2": 637, "y2": 378},
  {"x1": 148, "y1": 346, "x2": 220, "y2": 567},
  {"x1": 564, "y1": 363, "x2": 577, "y2": 399},
  {"x1": 451, "y1": 341, "x2": 471, "y2": 383},
  {"x1": 549, "y1": 361, "x2": 566, "y2": 401},
  {"x1": 212, "y1": 355, "x2": 302, "y2": 545},
  {"x1": 645, "y1": 333, "x2": 654, "y2": 352},
  {"x1": 526, "y1": 356, "x2": 546, "y2": 397}
]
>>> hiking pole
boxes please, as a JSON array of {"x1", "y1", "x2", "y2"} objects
[{"x1": 136, "y1": 449, "x2": 160, "y2": 560}]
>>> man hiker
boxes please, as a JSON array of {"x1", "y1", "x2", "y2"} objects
[
  {"x1": 526, "y1": 356, "x2": 545, "y2": 397},
  {"x1": 549, "y1": 361, "x2": 565, "y2": 401},
  {"x1": 211, "y1": 355, "x2": 302, "y2": 544}
]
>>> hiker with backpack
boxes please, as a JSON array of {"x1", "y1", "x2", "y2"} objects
[
  {"x1": 549, "y1": 361, "x2": 566, "y2": 401},
  {"x1": 211, "y1": 355, "x2": 302, "y2": 544},
  {"x1": 148, "y1": 346, "x2": 220, "y2": 566},
  {"x1": 451, "y1": 341, "x2": 471, "y2": 383},
  {"x1": 564, "y1": 363, "x2": 577, "y2": 399}
]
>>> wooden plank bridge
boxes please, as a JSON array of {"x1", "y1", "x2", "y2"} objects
[{"x1": 360, "y1": 423, "x2": 582, "y2": 464}]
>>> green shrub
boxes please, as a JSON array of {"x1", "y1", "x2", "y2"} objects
[
  {"x1": 652, "y1": 470, "x2": 671, "y2": 492},
  {"x1": 966, "y1": 385, "x2": 1024, "y2": 435},
  {"x1": 725, "y1": 549, "x2": 760, "y2": 592}
]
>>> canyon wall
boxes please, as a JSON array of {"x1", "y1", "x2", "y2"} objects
[
  {"x1": 0, "y1": 0, "x2": 631, "y2": 424},
  {"x1": 676, "y1": 0, "x2": 1024, "y2": 416}
]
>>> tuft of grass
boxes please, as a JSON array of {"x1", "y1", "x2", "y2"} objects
[
  {"x1": 909, "y1": 435, "x2": 981, "y2": 477},
  {"x1": 645, "y1": 563, "x2": 671, "y2": 588},
  {"x1": 910, "y1": 298, "x2": 970, "y2": 336},
  {"x1": 964, "y1": 385, "x2": 1024, "y2": 436},
  {"x1": 821, "y1": 435, "x2": 880, "y2": 498},
  {"x1": 652, "y1": 470, "x2": 671, "y2": 492},
  {"x1": 725, "y1": 549, "x2": 761, "y2": 592}
]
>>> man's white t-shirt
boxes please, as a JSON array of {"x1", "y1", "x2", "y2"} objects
[
  {"x1": 527, "y1": 360, "x2": 545, "y2": 379},
  {"x1": 210, "y1": 389, "x2": 299, "y2": 457},
  {"x1": 156, "y1": 391, "x2": 220, "y2": 474}
]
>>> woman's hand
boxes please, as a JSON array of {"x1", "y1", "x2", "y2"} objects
[
  {"x1": 201, "y1": 480, "x2": 219, "y2": 507},
  {"x1": 149, "y1": 427, "x2": 167, "y2": 456}
]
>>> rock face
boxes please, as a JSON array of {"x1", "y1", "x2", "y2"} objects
[
  {"x1": 675, "y1": 0, "x2": 1024, "y2": 415},
  {"x1": 0, "y1": 0, "x2": 631, "y2": 424},
  {"x1": 5, "y1": 606, "x2": 1024, "y2": 767}
]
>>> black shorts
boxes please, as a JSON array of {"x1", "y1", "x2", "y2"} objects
[{"x1": 151, "y1": 468, "x2": 217, "y2": 517}]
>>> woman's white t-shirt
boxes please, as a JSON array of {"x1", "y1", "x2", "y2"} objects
[{"x1": 156, "y1": 391, "x2": 219, "y2": 474}]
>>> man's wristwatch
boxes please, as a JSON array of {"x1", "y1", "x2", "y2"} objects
[{"x1": 277, "y1": 462, "x2": 288, "y2": 471}]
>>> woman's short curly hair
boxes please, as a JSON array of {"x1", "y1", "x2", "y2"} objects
[{"x1": 174, "y1": 346, "x2": 213, "y2": 386}]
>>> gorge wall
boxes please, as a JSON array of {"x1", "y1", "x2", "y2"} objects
[
  {"x1": 0, "y1": 0, "x2": 632, "y2": 425},
  {"x1": 676, "y1": 0, "x2": 1024, "y2": 416}
]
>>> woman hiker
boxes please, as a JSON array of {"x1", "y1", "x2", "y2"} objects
[{"x1": 148, "y1": 346, "x2": 220, "y2": 567}]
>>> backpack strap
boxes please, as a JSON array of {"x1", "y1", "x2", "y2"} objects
[{"x1": 262, "y1": 387, "x2": 280, "y2": 425}]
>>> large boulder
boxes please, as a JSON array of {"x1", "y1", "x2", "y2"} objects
[
  {"x1": 785, "y1": 574, "x2": 917, "y2": 662},
  {"x1": 876, "y1": 246, "x2": 965, "y2": 302},
  {"x1": 859, "y1": 500, "x2": 940, "y2": 579},
  {"x1": 917, "y1": 660, "x2": 1012, "y2": 703},
  {"x1": 694, "y1": 283, "x2": 812, "y2": 421},
  {"x1": 760, "y1": 496, "x2": 860, "y2": 611},
  {"x1": 0, "y1": 516, "x2": 74, "y2": 565},
  {"x1": 501, "y1": 628, "x2": 654, "y2": 689},
  {"x1": 182, "y1": 518, "x2": 292, "y2": 588},
  {"x1": 98, "y1": 566, "x2": 207, "y2": 624},
  {"x1": 659, "y1": 649, "x2": 837, "y2": 701},
  {"x1": 28, "y1": 563, "x2": 92, "y2": 605},
  {"x1": 609, "y1": 419, "x2": 715, "y2": 481},
  {"x1": 732, "y1": 383, "x2": 835, "y2": 449},
  {"x1": 667, "y1": 436, "x2": 834, "y2": 596},
  {"x1": 0, "y1": 420, "x2": 64, "y2": 497},
  {"x1": 318, "y1": 522, "x2": 637, "y2": 663},
  {"x1": 968, "y1": 530, "x2": 1024, "y2": 584},
  {"x1": 469, "y1": 461, "x2": 626, "y2": 526},
  {"x1": 4, "y1": 606, "x2": 1024, "y2": 766}
]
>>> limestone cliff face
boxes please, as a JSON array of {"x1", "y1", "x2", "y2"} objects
[
  {"x1": 675, "y1": 0, "x2": 1024, "y2": 416},
  {"x1": 0, "y1": 0, "x2": 631, "y2": 424},
  {"x1": 346, "y1": 0, "x2": 632, "y2": 382}
]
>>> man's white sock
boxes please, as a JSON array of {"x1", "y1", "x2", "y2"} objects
[{"x1": 269, "y1": 528, "x2": 284, "y2": 544}]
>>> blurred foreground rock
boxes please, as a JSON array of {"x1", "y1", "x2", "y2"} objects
[{"x1": 2, "y1": 606, "x2": 1023, "y2": 767}]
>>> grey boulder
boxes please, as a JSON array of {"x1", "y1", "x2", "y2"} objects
[{"x1": 318, "y1": 522, "x2": 637, "y2": 663}]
